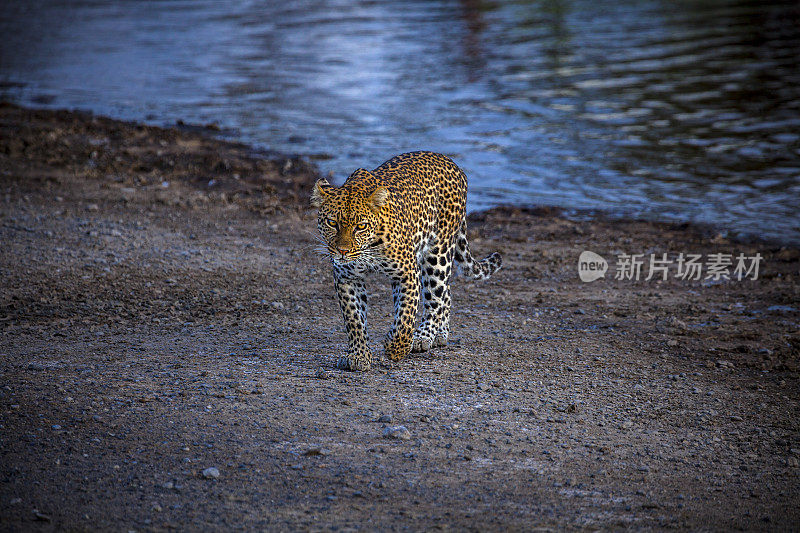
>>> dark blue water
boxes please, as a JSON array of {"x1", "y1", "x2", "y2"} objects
[{"x1": 2, "y1": 0, "x2": 799, "y2": 243}]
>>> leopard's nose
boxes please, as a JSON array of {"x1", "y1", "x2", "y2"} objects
[{"x1": 338, "y1": 247, "x2": 350, "y2": 256}]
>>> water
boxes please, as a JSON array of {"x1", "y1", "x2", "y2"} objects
[{"x1": 2, "y1": 0, "x2": 799, "y2": 243}]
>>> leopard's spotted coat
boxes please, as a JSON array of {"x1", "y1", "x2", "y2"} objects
[{"x1": 311, "y1": 151, "x2": 501, "y2": 371}]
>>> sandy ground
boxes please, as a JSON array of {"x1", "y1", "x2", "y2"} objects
[{"x1": 1, "y1": 103, "x2": 799, "y2": 531}]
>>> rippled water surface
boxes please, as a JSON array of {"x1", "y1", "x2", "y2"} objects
[{"x1": 2, "y1": 0, "x2": 799, "y2": 242}]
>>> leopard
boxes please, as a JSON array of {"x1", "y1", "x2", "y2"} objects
[{"x1": 311, "y1": 151, "x2": 502, "y2": 371}]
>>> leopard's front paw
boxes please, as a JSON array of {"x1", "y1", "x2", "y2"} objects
[
  {"x1": 384, "y1": 335, "x2": 411, "y2": 362},
  {"x1": 336, "y1": 354, "x2": 371, "y2": 372}
]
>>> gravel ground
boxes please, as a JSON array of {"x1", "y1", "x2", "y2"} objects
[{"x1": 1, "y1": 104, "x2": 799, "y2": 531}]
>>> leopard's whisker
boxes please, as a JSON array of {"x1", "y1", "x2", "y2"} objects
[
  {"x1": 302, "y1": 229, "x2": 329, "y2": 246},
  {"x1": 300, "y1": 242, "x2": 327, "y2": 252}
]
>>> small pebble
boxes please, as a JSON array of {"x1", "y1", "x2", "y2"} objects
[
  {"x1": 377, "y1": 414, "x2": 393, "y2": 423},
  {"x1": 383, "y1": 426, "x2": 411, "y2": 440},
  {"x1": 303, "y1": 447, "x2": 330, "y2": 457},
  {"x1": 201, "y1": 467, "x2": 220, "y2": 479}
]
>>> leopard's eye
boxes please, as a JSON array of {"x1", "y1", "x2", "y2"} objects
[
  {"x1": 354, "y1": 222, "x2": 368, "y2": 232},
  {"x1": 325, "y1": 218, "x2": 338, "y2": 228}
]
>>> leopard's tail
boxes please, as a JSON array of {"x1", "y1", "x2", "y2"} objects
[{"x1": 454, "y1": 220, "x2": 502, "y2": 280}]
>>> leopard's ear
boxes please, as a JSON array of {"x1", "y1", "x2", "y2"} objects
[
  {"x1": 310, "y1": 179, "x2": 332, "y2": 207},
  {"x1": 368, "y1": 186, "x2": 389, "y2": 212}
]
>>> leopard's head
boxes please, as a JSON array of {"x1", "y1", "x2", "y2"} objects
[{"x1": 310, "y1": 175, "x2": 389, "y2": 263}]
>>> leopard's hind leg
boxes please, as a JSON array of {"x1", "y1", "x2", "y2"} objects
[{"x1": 412, "y1": 242, "x2": 454, "y2": 353}]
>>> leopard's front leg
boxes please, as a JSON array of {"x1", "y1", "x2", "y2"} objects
[
  {"x1": 384, "y1": 268, "x2": 421, "y2": 362},
  {"x1": 334, "y1": 274, "x2": 372, "y2": 372}
]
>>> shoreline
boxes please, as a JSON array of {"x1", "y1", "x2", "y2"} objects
[
  {"x1": 1, "y1": 103, "x2": 799, "y2": 530},
  {"x1": 4, "y1": 101, "x2": 796, "y2": 248}
]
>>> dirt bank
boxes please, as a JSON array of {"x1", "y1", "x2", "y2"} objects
[{"x1": 1, "y1": 103, "x2": 798, "y2": 531}]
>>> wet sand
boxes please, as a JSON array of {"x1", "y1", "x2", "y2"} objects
[{"x1": 1, "y1": 103, "x2": 798, "y2": 531}]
